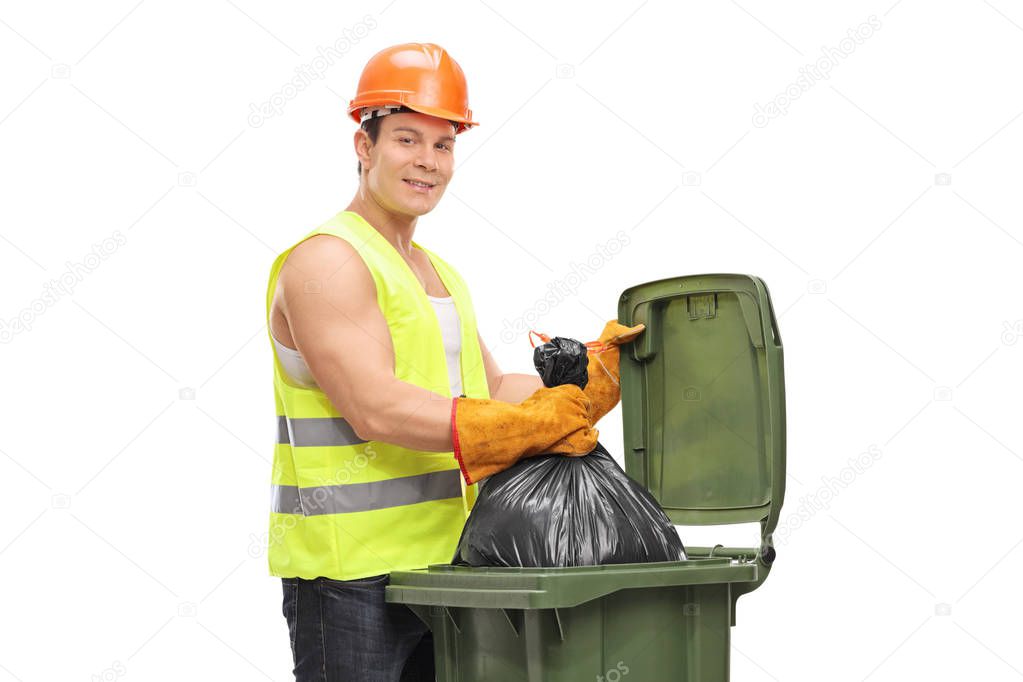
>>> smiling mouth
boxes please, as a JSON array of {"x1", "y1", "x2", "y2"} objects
[{"x1": 404, "y1": 179, "x2": 436, "y2": 189}]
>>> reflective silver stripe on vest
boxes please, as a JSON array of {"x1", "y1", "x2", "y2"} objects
[
  {"x1": 270, "y1": 469, "x2": 463, "y2": 516},
  {"x1": 276, "y1": 416, "x2": 367, "y2": 447},
  {"x1": 276, "y1": 416, "x2": 289, "y2": 445},
  {"x1": 271, "y1": 483, "x2": 304, "y2": 515}
]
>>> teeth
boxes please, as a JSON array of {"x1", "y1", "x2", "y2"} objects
[{"x1": 407, "y1": 180, "x2": 431, "y2": 188}]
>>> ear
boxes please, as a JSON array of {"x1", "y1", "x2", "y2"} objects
[{"x1": 354, "y1": 128, "x2": 373, "y2": 172}]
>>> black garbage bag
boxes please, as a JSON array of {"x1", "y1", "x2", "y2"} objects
[
  {"x1": 452, "y1": 441, "x2": 687, "y2": 567},
  {"x1": 532, "y1": 336, "x2": 590, "y2": 390},
  {"x1": 452, "y1": 334, "x2": 687, "y2": 567}
]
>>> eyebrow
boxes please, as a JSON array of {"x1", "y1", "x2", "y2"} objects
[{"x1": 392, "y1": 126, "x2": 456, "y2": 144}]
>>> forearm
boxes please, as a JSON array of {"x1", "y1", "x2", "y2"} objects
[
  {"x1": 492, "y1": 373, "x2": 543, "y2": 404},
  {"x1": 341, "y1": 374, "x2": 542, "y2": 453},
  {"x1": 353, "y1": 377, "x2": 455, "y2": 452}
]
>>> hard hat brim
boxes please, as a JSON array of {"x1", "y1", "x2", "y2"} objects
[{"x1": 348, "y1": 96, "x2": 478, "y2": 132}]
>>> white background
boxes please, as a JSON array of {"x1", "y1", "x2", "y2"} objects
[{"x1": 2, "y1": 1, "x2": 1021, "y2": 680}]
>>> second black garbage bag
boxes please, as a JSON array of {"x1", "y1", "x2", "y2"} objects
[{"x1": 452, "y1": 335, "x2": 687, "y2": 568}]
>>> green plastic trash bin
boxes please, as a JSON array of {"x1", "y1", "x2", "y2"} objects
[{"x1": 387, "y1": 274, "x2": 786, "y2": 681}]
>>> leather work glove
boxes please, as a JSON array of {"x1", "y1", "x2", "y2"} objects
[
  {"x1": 583, "y1": 320, "x2": 646, "y2": 425},
  {"x1": 451, "y1": 385, "x2": 598, "y2": 484}
]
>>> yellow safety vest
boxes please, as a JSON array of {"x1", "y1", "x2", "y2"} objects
[{"x1": 265, "y1": 210, "x2": 489, "y2": 580}]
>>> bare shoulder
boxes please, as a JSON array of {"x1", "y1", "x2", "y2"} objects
[{"x1": 278, "y1": 234, "x2": 376, "y2": 314}]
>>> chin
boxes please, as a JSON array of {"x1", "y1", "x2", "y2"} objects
[
  {"x1": 408, "y1": 204, "x2": 437, "y2": 217},
  {"x1": 400, "y1": 191, "x2": 443, "y2": 215},
  {"x1": 390, "y1": 198, "x2": 433, "y2": 217}
]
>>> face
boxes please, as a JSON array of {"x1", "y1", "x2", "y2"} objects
[{"x1": 358, "y1": 112, "x2": 457, "y2": 217}]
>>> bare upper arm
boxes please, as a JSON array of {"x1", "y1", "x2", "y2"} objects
[{"x1": 278, "y1": 234, "x2": 394, "y2": 436}]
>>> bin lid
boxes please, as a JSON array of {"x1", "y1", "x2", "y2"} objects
[{"x1": 618, "y1": 274, "x2": 786, "y2": 543}]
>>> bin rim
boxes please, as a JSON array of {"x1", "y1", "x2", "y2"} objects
[{"x1": 386, "y1": 555, "x2": 760, "y2": 609}]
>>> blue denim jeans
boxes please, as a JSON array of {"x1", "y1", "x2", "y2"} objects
[{"x1": 281, "y1": 574, "x2": 434, "y2": 681}]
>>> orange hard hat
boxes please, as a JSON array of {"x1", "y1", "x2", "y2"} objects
[{"x1": 348, "y1": 43, "x2": 478, "y2": 134}]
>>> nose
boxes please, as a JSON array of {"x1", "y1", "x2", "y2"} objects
[{"x1": 415, "y1": 145, "x2": 439, "y2": 173}]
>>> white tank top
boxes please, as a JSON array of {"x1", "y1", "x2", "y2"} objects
[{"x1": 272, "y1": 295, "x2": 464, "y2": 397}]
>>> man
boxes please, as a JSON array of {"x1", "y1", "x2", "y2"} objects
[{"x1": 265, "y1": 43, "x2": 641, "y2": 681}]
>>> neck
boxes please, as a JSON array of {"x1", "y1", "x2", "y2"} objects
[{"x1": 346, "y1": 188, "x2": 419, "y2": 257}]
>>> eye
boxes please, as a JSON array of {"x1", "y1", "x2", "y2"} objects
[
  {"x1": 437, "y1": 143, "x2": 451, "y2": 151},
  {"x1": 399, "y1": 137, "x2": 414, "y2": 144}
]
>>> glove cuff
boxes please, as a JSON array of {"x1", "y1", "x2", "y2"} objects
[{"x1": 451, "y1": 397, "x2": 473, "y2": 485}]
